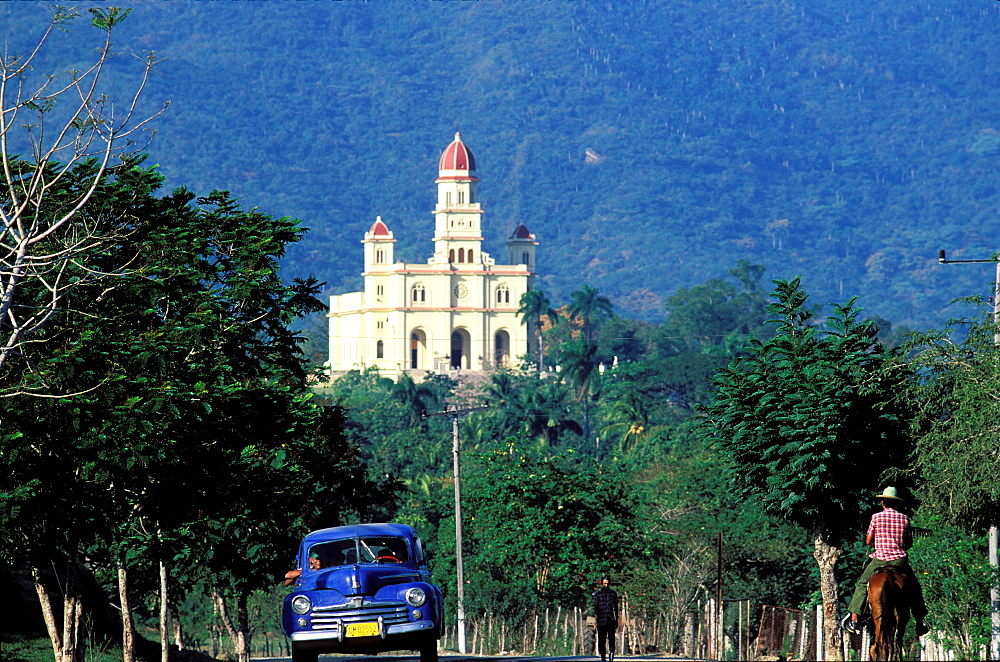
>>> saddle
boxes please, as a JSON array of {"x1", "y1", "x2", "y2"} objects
[{"x1": 871, "y1": 565, "x2": 912, "y2": 582}]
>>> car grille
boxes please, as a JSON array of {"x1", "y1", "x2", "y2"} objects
[{"x1": 309, "y1": 599, "x2": 409, "y2": 630}]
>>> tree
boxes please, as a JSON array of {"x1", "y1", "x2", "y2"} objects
[
  {"x1": 612, "y1": 261, "x2": 773, "y2": 414},
  {"x1": 908, "y1": 513, "x2": 991, "y2": 657},
  {"x1": 0, "y1": 175, "x2": 379, "y2": 662},
  {"x1": 622, "y1": 417, "x2": 814, "y2": 653},
  {"x1": 907, "y1": 305, "x2": 1000, "y2": 531},
  {"x1": 0, "y1": 7, "x2": 165, "y2": 374},
  {"x1": 700, "y1": 278, "x2": 915, "y2": 660},
  {"x1": 478, "y1": 371, "x2": 582, "y2": 448},
  {"x1": 566, "y1": 285, "x2": 614, "y2": 344},
  {"x1": 393, "y1": 372, "x2": 442, "y2": 427},
  {"x1": 599, "y1": 390, "x2": 657, "y2": 454},
  {"x1": 0, "y1": 163, "x2": 176, "y2": 662},
  {"x1": 462, "y1": 440, "x2": 644, "y2": 612},
  {"x1": 558, "y1": 338, "x2": 601, "y2": 445},
  {"x1": 657, "y1": 259, "x2": 769, "y2": 356},
  {"x1": 517, "y1": 288, "x2": 559, "y2": 371},
  {"x1": 905, "y1": 304, "x2": 1000, "y2": 655}
]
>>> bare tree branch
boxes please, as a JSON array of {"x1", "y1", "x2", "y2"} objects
[{"x1": 0, "y1": 7, "x2": 167, "y2": 375}]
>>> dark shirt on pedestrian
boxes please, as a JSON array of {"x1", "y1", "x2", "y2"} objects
[{"x1": 593, "y1": 587, "x2": 619, "y2": 627}]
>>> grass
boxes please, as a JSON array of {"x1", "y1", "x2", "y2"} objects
[{"x1": 1, "y1": 633, "x2": 124, "y2": 662}]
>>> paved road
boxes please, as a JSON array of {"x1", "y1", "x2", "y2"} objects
[{"x1": 256, "y1": 656, "x2": 707, "y2": 662}]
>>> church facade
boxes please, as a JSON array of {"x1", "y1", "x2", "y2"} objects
[{"x1": 327, "y1": 133, "x2": 539, "y2": 379}]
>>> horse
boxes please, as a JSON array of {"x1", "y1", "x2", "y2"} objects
[{"x1": 867, "y1": 565, "x2": 911, "y2": 661}]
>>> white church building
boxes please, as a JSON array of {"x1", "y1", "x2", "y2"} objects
[{"x1": 327, "y1": 133, "x2": 539, "y2": 379}]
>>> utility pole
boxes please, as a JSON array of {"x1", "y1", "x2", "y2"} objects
[
  {"x1": 937, "y1": 249, "x2": 1000, "y2": 660},
  {"x1": 423, "y1": 403, "x2": 489, "y2": 655}
]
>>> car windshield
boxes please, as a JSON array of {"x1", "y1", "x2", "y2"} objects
[{"x1": 308, "y1": 536, "x2": 410, "y2": 568}]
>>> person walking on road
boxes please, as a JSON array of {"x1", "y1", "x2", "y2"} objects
[{"x1": 593, "y1": 576, "x2": 620, "y2": 662}]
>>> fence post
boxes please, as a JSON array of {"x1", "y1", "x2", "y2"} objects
[
  {"x1": 738, "y1": 599, "x2": 749, "y2": 661},
  {"x1": 706, "y1": 598, "x2": 715, "y2": 659},
  {"x1": 815, "y1": 604, "x2": 824, "y2": 661},
  {"x1": 719, "y1": 599, "x2": 726, "y2": 659}
]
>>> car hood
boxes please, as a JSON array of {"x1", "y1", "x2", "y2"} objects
[{"x1": 300, "y1": 564, "x2": 422, "y2": 596}]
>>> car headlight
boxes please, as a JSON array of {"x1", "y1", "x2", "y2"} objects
[
  {"x1": 405, "y1": 587, "x2": 427, "y2": 607},
  {"x1": 291, "y1": 595, "x2": 312, "y2": 615}
]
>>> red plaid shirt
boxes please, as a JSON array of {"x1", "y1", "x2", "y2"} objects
[{"x1": 867, "y1": 507, "x2": 911, "y2": 561}]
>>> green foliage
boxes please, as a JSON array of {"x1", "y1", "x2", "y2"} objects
[
  {"x1": 567, "y1": 285, "x2": 614, "y2": 344},
  {"x1": 594, "y1": 317, "x2": 649, "y2": 365},
  {"x1": 461, "y1": 441, "x2": 644, "y2": 612},
  {"x1": 319, "y1": 367, "x2": 454, "y2": 488},
  {"x1": 656, "y1": 260, "x2": 771, "y2": 357},
  {"x1": 517, "y1": 288, "x2": 560, "y2": 370},
  {"x1": 0, "y1": 1, "x2": 990, "y2": 330},
  {"x1": 906, "y1": 305, "x2": 1000, "y2": 531},
  {"x1": 89, "y1": 7, "x2": 131, "y2": 30},
  {"x1": 0, "y1": 161, "x2": 378, "y2": 659},
  {"x1": 701, "y1": 277, "x2": 915, "y2": 543},
  {"x1": 476, "y1": 371, "x2": 583, "y2": 449},
  {"x1": 630, "y1": 259, "x2": 774, "y2": 412},
  {"x1": 625, "y1": 418, "x2": 814, "y2": 613},
  {"x1": 909, "y1": 513, "x2": 992, "y2": 658}
]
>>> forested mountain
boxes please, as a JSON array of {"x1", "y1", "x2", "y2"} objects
[{"x1": 2, "y1": 1, "x2": 997, "y2": 328}]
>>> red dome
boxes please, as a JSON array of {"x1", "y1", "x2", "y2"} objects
[
  {"x1": 439, "y1": 132, "x2": 476, "y2": 172},
  {"x1": 368, "y1": 217, "x2": 391, "y2": 236}
]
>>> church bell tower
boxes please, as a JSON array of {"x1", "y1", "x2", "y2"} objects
[{"x1": 432, "y1": 133, "x2": 484, "y2": 265}]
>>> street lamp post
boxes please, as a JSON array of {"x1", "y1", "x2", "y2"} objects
[
  {"x1": 937, "y1": 249, "x2": 1000, "y2": 660},
  {"x1": 424, "y1": 403, "x2": 489, "y2": 655}
]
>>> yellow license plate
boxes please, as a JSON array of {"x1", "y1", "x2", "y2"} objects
[{"x1": 346, "y1": 622, "x2": 379, "y2": 638}]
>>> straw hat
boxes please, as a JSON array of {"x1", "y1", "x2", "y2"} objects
[{"x1": 875, "y1": 486, "x2": 905, "y2": 501}]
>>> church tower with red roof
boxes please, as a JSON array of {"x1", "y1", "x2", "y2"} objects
[
  {"x1": 432, "y1": 132, "x2": 483, "y2": 266},
  {"x1": 327, "y1": 134, "x2": 540, "y2": 379}
]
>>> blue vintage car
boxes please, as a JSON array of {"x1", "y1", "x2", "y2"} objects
[{"x1": 282, "y1": 523, "x2": 443, "y2": 662}]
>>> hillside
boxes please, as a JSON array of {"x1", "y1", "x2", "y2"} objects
[{"x1": 2, "y1": 1, "x2": 998, "y2": 329}]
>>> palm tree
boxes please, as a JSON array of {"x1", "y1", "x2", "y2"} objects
[
  {"x1": 518, "y1": 379, "x2": 583, "y2": 447},
  {"x1": 558, "y1": 339, "x2": 601, "y2": 443},
  {"x1": 600, "y1": 390, "x2": 658, "y2": 453},
  {"x1": 480, "y1": 371, "x2": 584, "y2": 448},
  {"x1": 567, "y1": 285, "x2": 614, "y2": 344},
  {"x1": 392, "y1": 372, "x2": 440, "y2": 426},
  {"x1": 517, "y1": 288, "x2": 560, "y2": 371}
]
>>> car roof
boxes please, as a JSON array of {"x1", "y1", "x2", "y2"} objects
[{"x1": 301, "y1": 522, "x2": 416, "y2": 546}]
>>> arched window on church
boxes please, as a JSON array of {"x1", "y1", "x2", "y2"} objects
[
  {"x1": 449, "y1": 249, "x2": 455, "y2": 263},
  {"x1": 467, "y1": 249, "x2": 474, "y2": 263},
  {"x1": 496, "y1": 284, "x2": 510, "y2": 305},
  {"x1": 458, "y1": 248, "x2": 465, "y2": 263},
  {"x1": 411, "y1": 284, "x2": 426, "y2": 305},
  {"x1": 522, "y1": 251, "x2": 530, "y2": 266},
  {"x1": 375, "y1": 248, "x2": 385, "y2": 264},
  {"x1": 376, "y1": 284, "x2": 385, "y2": 302},
  {"x1": 458, "y1": 191, "x2": 465, "y2": 204},
  {"x1": 376, "y1": 340, "x2": 384, "y2": 359}
]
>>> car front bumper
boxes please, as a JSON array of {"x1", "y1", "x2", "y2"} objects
[{"x1": 289, "y1": 618, "x2": 436, "y2": 643}]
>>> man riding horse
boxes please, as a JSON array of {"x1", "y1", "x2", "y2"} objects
[{"x1": 843, "y1": 486, "x2": 929, "y2": 637}]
